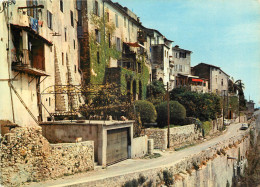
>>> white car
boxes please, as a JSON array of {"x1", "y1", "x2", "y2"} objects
[{"x1": 240, "y1": 123, "x2": 248, "y2": 130}]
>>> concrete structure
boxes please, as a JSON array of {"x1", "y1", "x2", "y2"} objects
[
  {"x1": 148, "y1": 29, "x2": 173, "y2": 89},
  {"x1": 77, "y1": 0, "x2": 152, "y2": 101},
  {"x1": 192, "y1": 63, "x2": 229, "y2": 95},
  {"x1": 40, "y1": 120, "x2": 134, "y2": 166},
  {"x1": 0, "y1": 0, "x2": 82, "y2": 126}
]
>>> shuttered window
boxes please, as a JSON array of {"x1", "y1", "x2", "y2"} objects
[{"x1": 47, "y1": 10, "x2": 53, "y2": 29}]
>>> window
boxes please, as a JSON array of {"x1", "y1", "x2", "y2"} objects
[
  {"x1": 70, "y1": 11, "x2": 74, "y2": 27},
  {"x1": 94, "y1": 1, "x2": 99, "y2": 16},
  {"x1": 60, "y1": 0, "x2": 63, "y2": 12},
  {"x1": 180, "y1": 52, "x2": 186, "y2": 58},
  {"x1": 115, "y1": 14, "x2": 119, "y2": 28},
  {"x1": 47, "y1": 10, "x2": 53, "y2": 29},
  {"x1": 179, "y1": 65, "x2": 183, "y2": 72},
  {"x1": 165, "y1": 50, "x2": 166, "y2": 57},
  {"x1": 74, "y1": 65, "x2": 77, "y2": 73},
  {"x1": 157, "y1": 36, "x2": 160, "y2": 44},
  {"x1": 167, "y1": 51, "x2": 168, "y2": 58},
  {"x1": 108, "y1": 33, "x2": 111, "y2": 48},
  {"x1": 221, "y1": 79, "x2": 223, "y2": 86},
  {"x1": 73, "y1": 40, "x2": 76, "y2": 49},
  {"x1": 27, "y1": 0, "x2": 38, "y2": 19},
  {"x1": 116, "y1": 37, "x2": 121, "y2": 51},
  {"x1": 62, "y1": 52, "x2": 64, "y2": 65},
  {"x1": 106, "y1": 12, "x2": 109, "y2": 22},
  {"x1": 124, "y1": 17, "x2": 126, "y2": 27},
  {"x1": 97, "y1": 51, "x2": 100, "y2": 63},
  {"x1": 95, "y1": 29, "x2": 101, "y2": 43},
  {"x1": 175, "y1": 52, "x2": 178, "y2": 58},
  {"x1": 64, "y1": 27, "x2": 67, "y2": 41}
]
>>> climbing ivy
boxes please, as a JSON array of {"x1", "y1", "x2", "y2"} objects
[
  {"x1": 88, "y1": 12, "x2": 121, "y2": 85},
  {"x1": 86, "y1": 12, "x2": 150, "y2": 99}
]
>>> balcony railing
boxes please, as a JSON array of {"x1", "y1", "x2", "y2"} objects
[{"x1": 12, "y1": 49, "x2": 47, "y2": 76}]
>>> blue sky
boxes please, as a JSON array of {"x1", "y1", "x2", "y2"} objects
[{"x1": 116, "y1": 0, "x2": 260, "y2": 107}]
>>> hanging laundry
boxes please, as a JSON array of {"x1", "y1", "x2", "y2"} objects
[
  {"x1": 38, "y1": 20, "x2": 43, "y2": 27},
  {"x1": 30, "y1": 17, "x2": 38, "y2": 32}
]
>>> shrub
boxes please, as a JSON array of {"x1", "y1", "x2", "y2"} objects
[
  {"x1": 156, "y1": 101, "x2": 186, "y2": 127},
  {"x1": 170, "y1": 88, "x2": 221, "y2": 121},
  {"x1": 138, "y1": 174, "x2": 146, "y2": 185},
  {"x1": 134, "y1": 100, "x2": 157, "y2": 124},
  {"x1": 162, "y1": 170, "x2": 174, "y2": 186},
  {"x1": 123, "y1": 179, "x2": 138, "y2": 187},
  {"x1": 202, "y1": 121, "x2": 212, "y2": 136},
  {"x1": 147, "y1": 80, "x2": 166, "y2": 98}
]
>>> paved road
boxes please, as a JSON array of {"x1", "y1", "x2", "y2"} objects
[{"x1": 29, "y1": 122, "x2": 249, "y2": 187}]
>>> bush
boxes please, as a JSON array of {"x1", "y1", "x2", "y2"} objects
[
  {"x1": 162, "y1": 170, "x2": 174, "y2": 186},
  {"x1": 170, "y1": 88, "x2": 221, "y2": 121},
  {"x1": 156, "y1": 101, "x2": 186, "y2": 127},
  {"x1": 202, "y1": 121, "x2": 212, "y2": 136},
  {"x1": 147, "y1": 80, "x2": 166, "y2": 98},
  {"x1": 134, "y1": 100, "x2": 157, "y2": 124}
]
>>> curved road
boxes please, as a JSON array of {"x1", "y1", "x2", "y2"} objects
[{"x1": 29, "y1": 120, "x2": 253, "y2": 187}]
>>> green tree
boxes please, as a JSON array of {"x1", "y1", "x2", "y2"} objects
[{"x1": 156, "y1": 101, "x2": 186, "y2": 127}]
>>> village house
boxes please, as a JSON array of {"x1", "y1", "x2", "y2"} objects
[
  {"x1": 0, "y1": 0, "x2": 82, "y2": 126},
  {"x1": 192, "y1": 63, "x2": 229, "y2": 95},
  {"x1": 77, "y1": 0, "x2": 152, "y2": 101},
  {"x1": 148, "y1": 29, "x2": 173, "y2": 89},
  {"x1": 171, "y1": 45, "x2": 208, "y2": 93}
]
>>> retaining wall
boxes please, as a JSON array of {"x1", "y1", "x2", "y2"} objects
[
  {"x1": 145, "y1": 124, "x2": 201, "y2": 150},
  {"x1": 77, "y1": 126, "x2": 252, "y2": 187},
  {"x1": 0, "y1": 127, "x2": 94, "y2": 186}
]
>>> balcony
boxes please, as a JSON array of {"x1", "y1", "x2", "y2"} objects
[{"x1": 12, "y1": 49, "x2": 48, "y2": 76}]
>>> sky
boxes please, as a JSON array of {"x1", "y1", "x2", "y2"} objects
[{"x1": 116, "y1": 0, "x2": 260, "y2": 108}]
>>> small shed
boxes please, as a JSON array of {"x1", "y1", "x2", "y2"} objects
[{"x1": 40, "y1": 120, "x2": 134, "y2": 166}]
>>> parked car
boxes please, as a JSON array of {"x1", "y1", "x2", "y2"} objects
[
  {"x1": 224, "y1": 119, "x2": 231, "y2": 126},
  {"x1": 240, "y1": 123, "x2": 248, "y2": 130}
]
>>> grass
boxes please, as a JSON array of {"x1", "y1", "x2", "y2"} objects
[{"x1": 141, "y1": 153, "x2": 162, "y2": 159}]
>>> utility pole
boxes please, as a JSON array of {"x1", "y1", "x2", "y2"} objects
[
  {"x1": 167, "y1": 82, "x2": 170, "y2": 148},
  {"x1": 223, "y1": 90, "x2": 226, "y2": 126}
]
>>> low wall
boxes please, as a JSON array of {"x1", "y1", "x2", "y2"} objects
[
  {"x1": 132, "y1": 135, "x2": 148, "y2": 158},
  {"x1": 0, "y1": 127, "x2": 94, "y2": 186},
  {"x1": 144, "y1": 128, "x2": 167, "y2": 150},
  {"x1": 145, "y1": 124, "x2": 201, "y2": 150}
]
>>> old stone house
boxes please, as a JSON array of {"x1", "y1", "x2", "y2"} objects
[
  {"x1": 77, "y1": 0, "x2": 152, "y2": 101},
  {"x1": 148, "y1": 29, "x2": 173, "y2": 89},
  {"x1": 0, "y1": 0, "x2": 82, "y2": 126},
  {"x1": 192, "y1": 63, "x2": 229, "y2": 95}
]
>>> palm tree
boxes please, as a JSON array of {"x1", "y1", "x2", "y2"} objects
[{"x1": 235, "y1": 79, "x2": 246, "y2": 109}]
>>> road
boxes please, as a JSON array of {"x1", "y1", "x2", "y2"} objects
[{"x1": 29, "y1": 121, "x2": 250, "y2": 187}]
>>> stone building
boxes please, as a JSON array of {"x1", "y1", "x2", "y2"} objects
[
  {"x1": 148, "y1": 29, "x2": 173, "y2": 89},
  {"x1": 192, "y1": 63, "x2": 229, "y2": 95},
  {"x1": 77, "y1": 0, "x2": 152, "y2": 101},
  {"x1": 0, "y1": 0, "x2": 82, "y2": 126}
]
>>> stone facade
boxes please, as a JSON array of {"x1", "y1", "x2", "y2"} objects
[
  {"x1": 144, "y1": 128, "x2": 167, "y2": 150},
  {"x1": 0, "y1": 127, "x2": 94, "y2": 186},
  {"x1": 145, "y1": 124, "x2": 201, "y2": 150}
]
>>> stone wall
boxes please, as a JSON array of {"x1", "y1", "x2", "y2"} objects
[
  {"x1": 132, "y1": 135, "x2": 148, "y2": 158},
  {"x1": 145, "y1": 124, "x2": 201, "y2": 150},
  {"x1": 169, "y1": 124, "x2": 200, "y2": 148},
  {"x1": 77, "y1": 126, "x2": 252, "y2": 187},
  {"x1": 0, "y1": 127, "x2": 94, "y2": 186},
  {"x1": 144, "y1": 128, "x2": 167, "y2": 150},
  {"x1": 210, "y1": 117, "x2": 223, "y2": 134}
]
